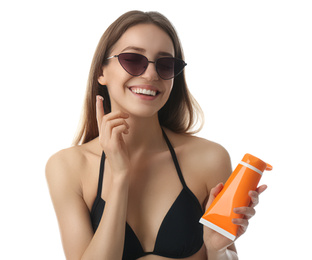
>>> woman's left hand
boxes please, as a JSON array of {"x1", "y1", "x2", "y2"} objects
[{"x1": 203, "y1": 183, "x2": 268, "y2": 252}]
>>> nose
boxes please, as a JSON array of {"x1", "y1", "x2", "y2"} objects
[{"x1": 141, "y1": 61, "x2": 159, "y2": 81}]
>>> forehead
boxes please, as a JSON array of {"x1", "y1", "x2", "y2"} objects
[{"x1": 111, "y1": 23, "x2": 174, "y2": 56}]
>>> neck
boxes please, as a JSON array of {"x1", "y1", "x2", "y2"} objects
[
  {"x1": 124, "y1": 114, "x2": 166, "y2": 156},
  {"x1": 90, "y1": 110, "x2": 169, "y2": 158}
]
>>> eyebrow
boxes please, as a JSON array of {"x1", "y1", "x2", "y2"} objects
[{"x1": 121, "y1": 46, "x2": 173, "y2": 57}]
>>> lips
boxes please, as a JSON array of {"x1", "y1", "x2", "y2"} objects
[
  {"x1": 128, "y1": 86, "x2": 160, "y2": 97},
  {"x1": 130, "y1": 88, "x2": 157, "y2": 96}
]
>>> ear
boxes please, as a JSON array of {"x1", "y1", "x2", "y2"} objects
[{"x1": 98, "y1": 68, "x2": 107, "y2": 85}]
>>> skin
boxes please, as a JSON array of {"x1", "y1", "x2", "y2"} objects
[{"x1": 46, "y1": 24, "x2": 267, "y2": 260}]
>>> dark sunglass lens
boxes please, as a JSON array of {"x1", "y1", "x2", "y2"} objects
[
  {"x1": 157, "y1": 58, "x2": 186, "y2": 79},
  {"x1": 174, "y1": 59, "x2": 186, "y2": 77},
  {"x1": 156, "y1": 58, "x2": 174, "y2": 79},
  {"x1": 118, "y1": 53, "x2": 147, "y2": 76}
]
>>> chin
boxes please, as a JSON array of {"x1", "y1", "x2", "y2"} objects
[
  {"x1": 112, "y1": 100, "x2": 166, "y2": 118},
  {"x1": 128, "y1": 108, "x2": 160, "y2": 119}
]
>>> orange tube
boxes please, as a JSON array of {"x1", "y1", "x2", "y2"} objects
[{"x1": 199, "y1": 153, "x2": 272, "y2": 241}]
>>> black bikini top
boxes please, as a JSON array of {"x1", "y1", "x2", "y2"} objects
[{"x1": 90, "y1": 130, "x2": 204, "y2": 259}]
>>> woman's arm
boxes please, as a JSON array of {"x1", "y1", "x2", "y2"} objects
[
  {"x1": 199, "y1": 145, "x2": 238, "y2": 259},
  {"x1": 199, "y1": 143, "x2": 266, "y2": 260},
  {"x1": 46, "y1": 150, "x2": 129, "y2": 260},
  {"x1": 81, "y1": 172, "x2": 129, "y2": 260},
  {"x1": 207, "y1": 247, "x2": 238, "y2": 260},
  {"x1": 46, "y1": 97, "x2": 131, "y2": 260}
]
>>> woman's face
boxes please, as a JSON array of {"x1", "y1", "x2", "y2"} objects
[{"x1": 98, "y1": 23, "x2": 175, "y2": 118}]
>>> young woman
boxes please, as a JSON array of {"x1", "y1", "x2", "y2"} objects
[{"x1": 46, "y1": 10, "x2": 267, "y2": 260}]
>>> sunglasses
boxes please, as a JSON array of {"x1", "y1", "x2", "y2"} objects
[{"x1": 106, "y1": 53, "x2": 187, "y2": 80}]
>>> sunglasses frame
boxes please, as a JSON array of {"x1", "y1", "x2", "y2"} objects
[{"x1": 106, "y1": 53, "x2": 187, "y2": 80}]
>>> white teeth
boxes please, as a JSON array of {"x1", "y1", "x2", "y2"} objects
[{"x1": 131, "y1": 88, "x2": 157, "y2": 96}]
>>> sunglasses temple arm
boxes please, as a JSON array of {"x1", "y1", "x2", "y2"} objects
[{"x1": 106, "y1": 55, "x2": 118, "y2": 60}]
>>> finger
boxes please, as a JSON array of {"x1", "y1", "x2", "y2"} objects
[
  {"x1": 108, "y1": 124, "x2": 129, "y2": 152},
  {"x1": 211, "y1": 183, "x2": 224, "y2": 197},
  {"x1": 248, "y1": 190, "x2": 259, "y2": 207},
  {"x1": 232, "y1": 218, "x2": 249, "y2": 232},
  {"x1": 256, "y1": 184, "x2": 268, "y2": 195},
  {"x1": 205, "y1": 183, "x2": 224, "y2": 211},
  {"x1": 96, "y1": 95, "x2": 105, "y2": 132},
  {"x1": 111, "y1": 124, "x2": 130, "y2": 139},
  {"x1": 248, "y1": 185, "x2": 267, "y2": 207},
  {"x1": 233, "y1": 206, "x2": 256, "y2": 219},
  {"x1": 100, "y1": 111, "x2": 129, "y2": 139},
  {"x1": 102, "y1": 111, "x2": 130, "y2": 124},
  {"x1": 103, "y1": 118, "x2": 130, "y2": 135}
]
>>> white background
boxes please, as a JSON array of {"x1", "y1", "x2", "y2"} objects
[{"x1": 1, "y1": 0, "x2": 311, "y2": 259}]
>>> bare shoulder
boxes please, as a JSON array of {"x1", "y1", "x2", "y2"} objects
[
  {"x1": 46, "y1": 138, "x2": 100, "y2": 180},
  {"x1": 45, "y1": 146, "x2": 87, "y2": 196},
  {"x1": 165, "y1": 129, "x2": 232, "y2": 190},
  {"x1": 46, "y1": 145, "x2": 86, "y2": 176}
]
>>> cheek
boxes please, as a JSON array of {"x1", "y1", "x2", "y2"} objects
[
  {"x1": 105, "y1": 65, "x2": 131, "y2": 89},
  {"x1": 165, "y1": 80, "x2": 174, "y2": 97}
]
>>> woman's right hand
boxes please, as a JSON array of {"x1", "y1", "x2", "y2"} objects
[{"x1": 96, "y1": 95, "x2": 131, "y2": 175}]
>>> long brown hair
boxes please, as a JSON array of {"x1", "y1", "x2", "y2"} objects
[{"x1": 73, "y1": 10, "x2": 204, "y2": 145}]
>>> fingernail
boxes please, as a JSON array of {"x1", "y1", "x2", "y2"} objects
[{"x1": 97, "y1": 95, "x2": 104, "y2": 101}]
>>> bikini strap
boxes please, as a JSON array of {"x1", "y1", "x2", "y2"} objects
[
  {"x1": 96, "y1": 151, "x2": 106, "y2": 198},
  {"x1": 162, "y1": 129, "x2": 187, "y2": 188}
]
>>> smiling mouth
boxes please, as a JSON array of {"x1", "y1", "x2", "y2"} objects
[{"x1": 129, "y1": 87, "x2": 159, "y2": 97}]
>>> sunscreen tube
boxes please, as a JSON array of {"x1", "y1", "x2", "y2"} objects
[{"x1": 199, "y1": 153, "x2": 272, "y2": 241}]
